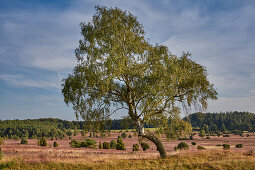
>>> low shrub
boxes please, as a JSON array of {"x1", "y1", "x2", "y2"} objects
[
  {"x1": 246, "y1": 134, "x2": 250, "y2": 137},
  {"x1": 53, "y1": 141, "x2": 58, "y2": 147},
  {"x1": 189, "y1": 136, "x2": 193, "y2": 140},
  {"x1": 133, "y1": 144, "x2": 139, "y2": 151},
  {"x1": 37, "y1": 138, "x2": 47, "y2": 146},
  {"x1": 223, "y1": 144, "x2": 230, "y2": 150},
  {"x1": 20, "y1": 139, "x2": 28, "y2": 145},
  {"x1": 235, "y1": 144, "x2": 243, "y2": 148},
  {"x1": 98, "y1": 142, "x2": 103, "y2": 149},
  {"x1": 121, "y1": 133, "x2": 127, "y2": 139},
  {"x1": 116, "y1": 138, "x2": 126, "y2": 150},
  {"x1": 103, "y1": 142, "x2": 110, "y2": 149},
  {"x1": 0, "y1": 148, "x2": 3, "y2": 160},
  {"x1": 175, "y1": 142, "x2": 189, "y2": 151},
  {"x1": 110, "y1": 140, "x2": 116, "y2": 149},
  {"x1": 70, "y1": 139, "x2": 97, "y2": 148},
  {"x1": 206, "y1": 137, "x2": 211, "y2": 139},
  {"x1": 0, "y1": 138, "x2": 3, "y2": 145},
  {"x1": 191, "y1": 142, "x2": 196, "y2": 145},
  {"x1": 197, "y1": 145, "x2": 205, "y2": 150},
  {"x1": 128, "y1": 134, "x2": 132, "y2": 138},
  {"x1": 223, "y1": 135, "x2": 230, "y2": 137},
  {"x1": 141, "y1": 142, "x2": 150, "y2": 151}
]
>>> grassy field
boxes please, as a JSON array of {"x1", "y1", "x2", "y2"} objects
[
  {"x1": 1, "y1": 150, "x2": 255, "y2": 169},
  {"x1": 1, "y1": 132, "x2": 255, "y2": 169}
]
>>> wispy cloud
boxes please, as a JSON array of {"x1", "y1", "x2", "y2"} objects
[{"x1": 0, "y1": 74, "x2": 59, "y2": 89}]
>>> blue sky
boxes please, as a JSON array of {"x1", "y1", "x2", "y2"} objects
[{"x1": 0, "y1": 0, "x2": 255, "y2": 120}]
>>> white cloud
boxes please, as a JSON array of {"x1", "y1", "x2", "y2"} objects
[
  {"x1": 0, "y1": 74, "x2": 59, "y2": 89},
  {"x1": 1, "y1": 8, "x2": 91, "y2": 71},
  {"x1": 208, "y1": 96, "x2": 255, "y2": 113}
]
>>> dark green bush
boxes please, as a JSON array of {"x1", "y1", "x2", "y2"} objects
[
  {"x1": 206, "y1": 137, "x2": 211, "y2": 139},
  {"x1": 116, "y1": 138, "x2": 126, "y2": 150},
  {"x1": 191, "y1": 142, "x2": 196, "y2": 145},
  {"x1": 121, "y1": 133, "x2": 127, "y2": 139},
  {"x1": 103, "y1": 142, "x2": 110, "y2": 149},
  {"x1": 141, "y1": 142, "x2": 150, "y2": 151},
  {"x1": 38, "y1": 138, "x2": 47, "y2": 146},
  {"x1": 223, "y1": 144, "x2": 230, "y2": 150},
  {"x1": 189, "y1": 136, "x2": 193, "y2": 140},
  {"x1": 197, "y1": 145, "x2": 205, "y2": 150},
  {"x1": 20, "y1": 139, "x2": 28, "y2": 145},
  {"x1": 133, "y1": 144, "x2": 139, "y2": 151},
  {"x1": 175, "y1": 142, "x2": 189, "y2": 150},
  {"x1": 0, "y1": 138, "x2": 3, "y2": 145},
  {"x1": 70, "y1": 139, "x2": 97, "y2": 148},
  {"x1": 246, "y1": 134, "x2": 250, "y2": 137},
  {"x1": 98, "y1": 142, "x2": 103, "y2": 149},
  {"x1": 235, "y1": 144, "x2": 243, "y2": 148},
  {"x1": 53, "y1": 141, "x2": 58, "y2": 147},
  {"x1": 110, "y1": 140, "x2": 116, "y2": 149},
  {"x1": 0, "y1": 148, "x2": 3, "y2": 160},
  {"x1": 128, "y1": 134, "x2": 132, "y2": 138},
  {"x1": 223, "y1": 135, "x2": 230, "y2": 137}
]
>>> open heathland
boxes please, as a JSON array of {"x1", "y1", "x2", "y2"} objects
[{"x1": 1, "y1": 132, "x2": 255, "y2": 169}]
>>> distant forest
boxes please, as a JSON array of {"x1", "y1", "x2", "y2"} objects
[
  {"x1": 184, "y1": 111, "x2": 255, "y2": 132},
  {"x1": 0, "y1": 111, "x2": 254, "y2": 138}
]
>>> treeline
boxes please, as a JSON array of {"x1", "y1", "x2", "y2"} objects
[
  {"x1": 0, "y1": 118, "x2": 141, "y2": 139},
  {"x1": 184, "y1": 111, "x2": 255, "y2": 132},
  {"x1": 1, "y1": 111, "x2": 254, "y2": 138}
]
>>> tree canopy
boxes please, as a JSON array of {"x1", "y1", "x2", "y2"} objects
[{"x1": 62, "y1": 6, "x2": 217, "y2": 158}]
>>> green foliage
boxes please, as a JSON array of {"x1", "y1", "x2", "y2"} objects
[
  {"x1": 61, "y1": 6, "x2": 217, "y2": 159},
  {"x1": 186, "y1": 111, "x2": 255, "y2": 132},
  {"x1": 116, "y1": 138, "x2": 126, "y2": 150},
  {"x1": 128, "y1": 134, "x2": 132, "y2": 138},
  {"x1": 199, "y1": 130, "x2": 205, "y2": 138},
  {"x1": 0, "y1": 148, "x2": 3, "y2": 160},
  {"x1": 38, "y1": 138, "x2": 47, "y2": 146},
  {"x1": 141, "y1": 142, "x2": 150, "y2": 151},
  {"x1": 235, "y1": 144, "x2": 243, "y2": 148},
  {"x1": 223, "y1": 135, "x2": 230, "y2": 137},
  {"x1": 121, "y1": 133, "x2": 127, "y2": 139},
  {"x1": 66, "y1": 129, "x2": 72, "y2": 137},
  {"x1": 206, "y1": 137, "x2": 211, "y2": 139},
  {"x1": 175, "y1": 142, "x2": 189, "y2": 150},
  {"x1": 189, "y1": 136, "x2": 193, "y2": 140},
  {"x1": 98, "y1": 142, "x2": 103, "y2": 149},
  {"x1": 133, "y1": 144, "x2": 139, "y2": 151},
  {"x1": 103, "y1": 142, "x2": 110, "y2": 149},
  {"x1": 20, "y1": 138, "x2": 28, "y2": 145},
  {"x1": 223, "y1": 144, "x2": 230, "y2": 150},
  {"x1": 0, "y1": 138, "x2": 4, "y2": 145},
  {"x1": 191, "y1": 142, "x2": 196, "y2": 145},
  {"x1": 110, "y1": 140, "x2": 116, "y2": 149},
  {"x1": 53, "y1": 141, "x2": 58, "y2": 147},
  {"x1": 197, "y1": 145, "x2": 205, "y2": 150},
  {"x1": 69, "y1": 139, "x2": 97, "y2": 148},
  {"x1": 74, "y1": 125, "x2": 78, "y2": 136}
]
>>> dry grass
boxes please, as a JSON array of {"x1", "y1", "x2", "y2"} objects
[
  {"x1": 1, "y1": 132, "x2": 255, "y2": 169},
  {"x1": 1, "y1": 150, "x2": 255, "y2": 169}
]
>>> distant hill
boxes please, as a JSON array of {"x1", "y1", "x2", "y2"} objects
[{"x1": 184, "y1": 111, "x2": 255, "y2": 132}]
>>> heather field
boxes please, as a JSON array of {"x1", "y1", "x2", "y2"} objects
[{"x1": 1, "y1": 132, "x2": 255, "y2": 169}]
